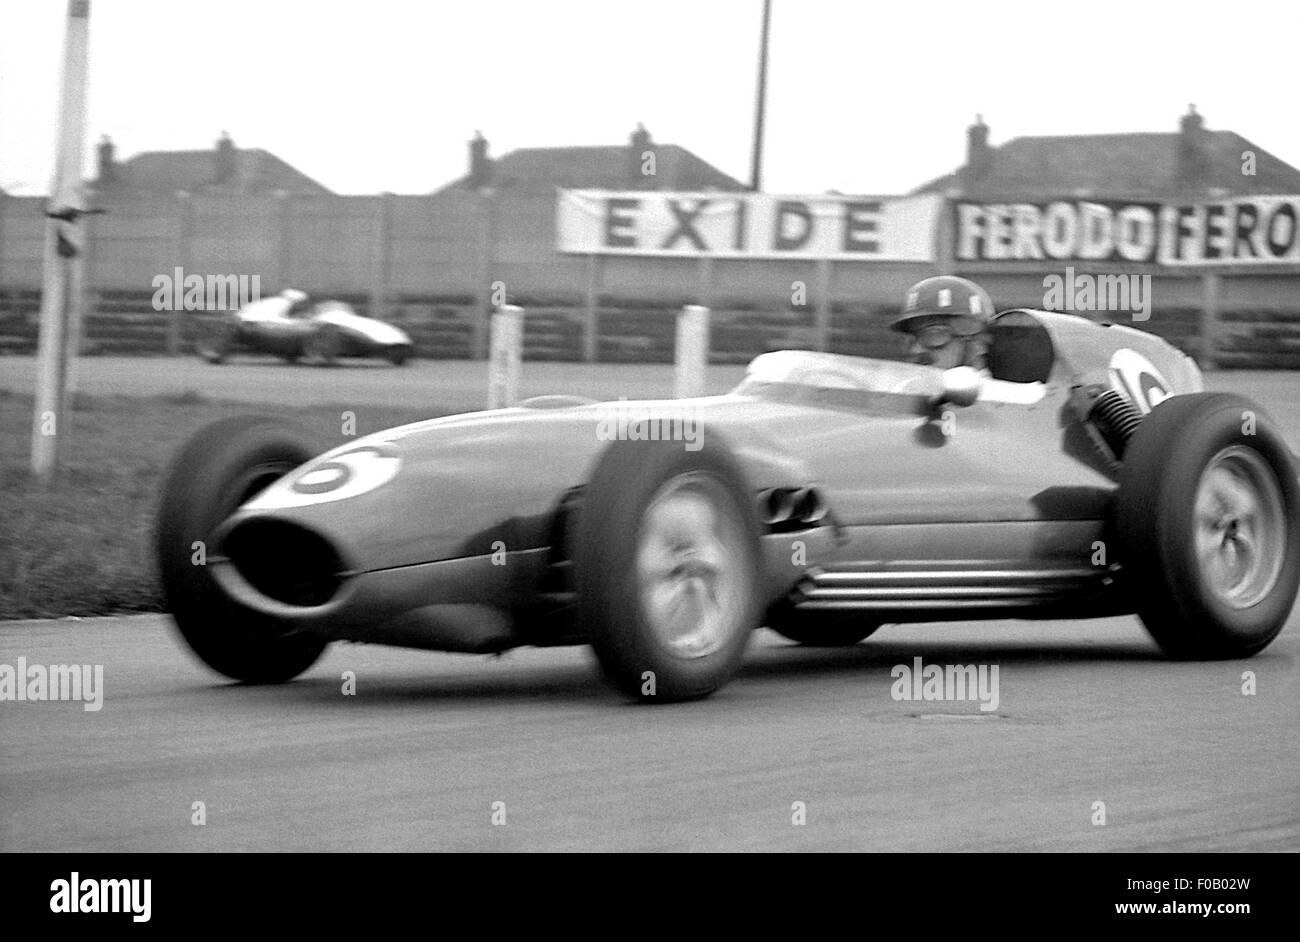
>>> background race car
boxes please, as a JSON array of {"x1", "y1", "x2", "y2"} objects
[{"x1": 194, "y1": 289, "x2": 413, "y2": 366}]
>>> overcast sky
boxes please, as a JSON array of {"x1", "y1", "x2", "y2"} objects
[{"x1": 2, "y1": 0, "x2": 1298, "y2": 196}]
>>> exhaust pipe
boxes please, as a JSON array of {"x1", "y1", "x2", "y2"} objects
[
  {"x1": 764, "y1": 488, "x2": 797, "y2": 526},
  {"x1": 762, "y1": 486, "x2": 829, "y2": 528},
  {"x1": 792, "y1": 488, "x2": 827, "y2": 525}
]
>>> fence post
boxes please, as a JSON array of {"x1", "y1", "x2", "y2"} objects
[
  {"x1": 474, "y1": 187, "x2": 497, "y2": 360},
  {"x1": 72, "y1": 207, "x2": 94, "y2": 356},
  {"x1": 815, "y1": 258, "x2": 832, "y2": 352},
  {"x1": 0, "y1": 190, "x2": 7, "y2": 289},
  {"x1": 276, "y1": 190, "x2": 293, "y2": 291},
  {"x1": 488, "y1": 304, "x2": 524, "y2": 408},
  {"x1": 933, "y1": 193, "x2": 955, "y2": 277},
  {"x1": 370, "y1": 192, "x2": 392, "y2": 319},
  {"x1": 675, "y1": 304, "x2": 709, "y2": 398},
  {"x1": 170, "y1": 191, "x2": 193, "y2": 355},
  {"x1": 583, "y1": 253, "x2": 601, "y2": 363},
  {"x1": 1200, "y1": 272, "x2": 1219, "y2": 370},
  {"x1": 697, "y1": 254, "x2": 715, "y2": 308}
]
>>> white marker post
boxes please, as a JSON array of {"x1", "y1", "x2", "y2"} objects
[
  {"x1": 674, "y1": 304, "x2": 709, "y2": 399},
  {"x1": 487, "y1": 305, "x2": 524, "y2": 409},
  {"x1": 31, "y1": 0, "x2": 92, "y2": 481}
]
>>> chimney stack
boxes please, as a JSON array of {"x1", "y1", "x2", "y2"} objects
[
  {"x1": 96, "y1": 134, "x2": 116, "y2": 185},
  {"x1": 1177, "y1": 104, "x2": 1208, "y2": 189},
  {"x1": 214, "y1": 130, "x2": 236, "y2": 184},
  {"x1": 963, "y1": 115, "x2": 992, "y2": 190},
  {"x1": 468, "y1": 131, "x2": 491, "y2": 190},
  {"x1": 628, "y1": 122, "x2": 654, "y2": 188}
]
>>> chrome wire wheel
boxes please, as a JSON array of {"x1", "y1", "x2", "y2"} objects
[
  {"x1": 635, "y1": 472, "x2": 753, "y2": 660},
  {"x1": 1193, "y1": 446, "x2": 1286, "y2": 609}
]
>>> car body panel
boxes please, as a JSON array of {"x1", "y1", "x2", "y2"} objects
[{"x1": 309, "y1": 301, "x2": 411, "y2": 346}]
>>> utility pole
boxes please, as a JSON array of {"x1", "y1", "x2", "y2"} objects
[
  {"x1": 749, "y1": 0, "x2": 772, "y2": 192},
  {"x1": 31, "y1": 0, "x2": 93, "y2": 481}
]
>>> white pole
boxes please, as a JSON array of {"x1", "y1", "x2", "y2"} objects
[
  {"x1": 674, "y1": 304, "x2": 709, "y2": 398},
  {"x1": 487, "y1": 304, "x2": 524, "y2": 409},
  {"x1": 31, "y1": 0, "x2": 92, "y2": 481}
]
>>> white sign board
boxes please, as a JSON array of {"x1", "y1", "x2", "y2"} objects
[{"x1": 558, "y1": 190, "x2": 941, "y2": 261}]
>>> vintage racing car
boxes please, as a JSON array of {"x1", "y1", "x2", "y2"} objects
[
  {"x1": 157, "y1": 309, "x2": 1300, "y2": 701},
  {"x1": 194, "y1": 289, "x2": 414, "y2": 366}
]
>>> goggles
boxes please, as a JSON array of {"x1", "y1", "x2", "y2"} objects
[{"x1": 912, "y1": 323, "x2": 959, "y2": 349}]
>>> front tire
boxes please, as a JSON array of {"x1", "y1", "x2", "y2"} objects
[
  {"x1": 156, "y1": 416, "x2": 329, "y2": 682},
  {"x1": 1116, "y1": 392, "x2": 1300, "y2": 659},
  {"x1": 573, "y1": 434, "x2": 764, "y2": 702}
]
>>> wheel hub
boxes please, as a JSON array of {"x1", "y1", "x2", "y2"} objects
[
  {"x1": 1193, "y1": 446, "x2": 1286, "y2": 609},
  {"x1": 635, "y1": 473, "x2": 751, "y2": 659}
]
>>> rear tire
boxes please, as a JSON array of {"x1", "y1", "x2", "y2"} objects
[
  {"x1": 195, "y1": 319, "x2": 235, "y2": 364},
  {"x1": 156, "y1": 416, "x2": 328, "y2": 682},
  {"x1": 573, "y1": 434, "x2": 764, "y2": 702},
  {"x1": 304, "y1": 326, "x2": 342, "y2": 366},
  {"x1": 387, "y1": 345, "x2": 411, "y2": 366},
  {"x1": 1116, "y1": 392, "x2": 1300, "y2": 659}
]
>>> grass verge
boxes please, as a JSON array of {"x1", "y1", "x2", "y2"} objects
[{"x1": 0, "y1": 390, "x2": 442, "y2": 620}]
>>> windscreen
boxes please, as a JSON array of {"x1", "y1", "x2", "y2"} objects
[{"x1": 733, "y1": 350, "x2": 941, "y2": 396}]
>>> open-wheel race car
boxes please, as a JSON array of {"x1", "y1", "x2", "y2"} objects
[
  {"x1": 157, "y1": 308, "x2": 1300, "y2": 702},
  {"x1": 194, "y1": 290, "x2": 414, "y2": 366}
]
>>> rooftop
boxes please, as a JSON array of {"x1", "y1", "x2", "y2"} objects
[
  {"x1": 95, "y1": 138, "x2": 333, "y2": 197},
  {"x1": 436, "y1": 141, "x2": 746, "y2": 194},
  {"x1": 914, "y1": 126, "x2": 1300, "y2": 199}
]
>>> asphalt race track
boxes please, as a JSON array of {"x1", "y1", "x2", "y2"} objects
[
  {"x1": 1, "y1": 358, "x2": 1298, "y2": 851},
  {"x1": 2, "y1": 614, "x2": 1297, "y2": 852},
  {"x1": 0, "y1": 356, "x2": 751, "y2": 415}
]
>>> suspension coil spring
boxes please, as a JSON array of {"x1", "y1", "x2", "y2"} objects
[{"x1": 1088, "y1": 389, "x2": 1144, "y2": 460}]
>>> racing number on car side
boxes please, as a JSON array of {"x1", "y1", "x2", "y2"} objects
[{"x1": 1108, "y1": 348, "x2": 1172, "y2": 414}]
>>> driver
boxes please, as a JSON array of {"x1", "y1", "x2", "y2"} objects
[
  {"x1": 279, "y1": 288, "x2": 313, "y2": 317},
  {"x1": 891, "y1": 275, "x2": 1046, "y2": 405},
  {"x1": 892, "y1": 275, "x2": 994, "y2": 371}
]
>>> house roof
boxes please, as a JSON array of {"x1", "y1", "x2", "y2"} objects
[
  {"x1": 913, "y1": 130, "x2": 1300, "y2": 199},
  {"x1": 435, "y1": 143, "x2": 746, "y2": 194},
  {"x1": 98, "y1": 147, "x2": 333, "y2": 196}
]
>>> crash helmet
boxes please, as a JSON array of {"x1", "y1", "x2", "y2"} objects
[
  {"x1": 892, "y1": 276, "x2": 994, "y2": 336},
  {"x1": 279, "y1": 288, "x2": 309, "y2": 305}
]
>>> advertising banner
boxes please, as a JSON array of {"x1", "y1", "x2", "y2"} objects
[
  {"x1": 953, "y1": 197, "x2": 1300, "y2": 266},
  {"x1": 558, "y1": 190, "x2": 941, "y2": 261}
]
